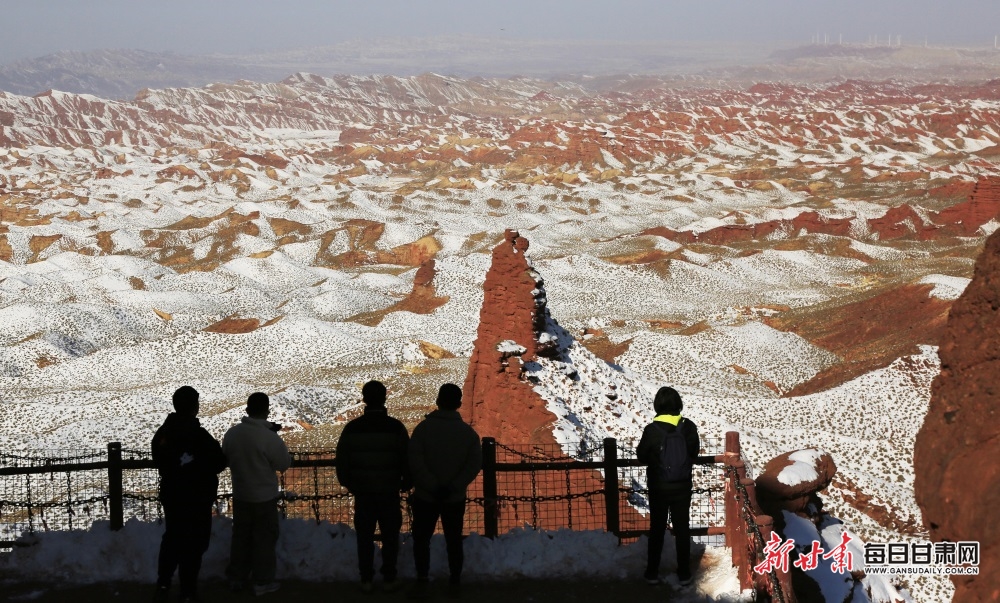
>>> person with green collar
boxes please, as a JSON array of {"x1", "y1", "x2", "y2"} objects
[{"x1": 636, "y1": 386, "x2": 700, "y2": 586}]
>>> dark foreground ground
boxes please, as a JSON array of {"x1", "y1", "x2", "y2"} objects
[{"x1": 4, "y1": 578, "x2": 690, "y2": 602}]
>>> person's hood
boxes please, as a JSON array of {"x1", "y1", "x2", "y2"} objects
[{"x1": 654, "y1": 414, "x2": 682, "y2": 426}]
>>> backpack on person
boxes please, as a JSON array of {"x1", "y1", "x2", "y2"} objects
[{"x1": 655, "y1": 421, "x2": 693, "y2": 483}]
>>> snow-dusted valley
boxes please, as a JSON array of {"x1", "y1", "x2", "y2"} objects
[{"x1": 3, "y1": 73, "x2": 999, "y2": 600}]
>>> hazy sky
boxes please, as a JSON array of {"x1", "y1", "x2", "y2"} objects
[{"x1": 3, "y1": 0, "x2": 1000, "y2": 64}]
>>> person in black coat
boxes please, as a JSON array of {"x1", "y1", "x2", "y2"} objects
[
  {"x1": 152, "y1": 386, "x2": 227, "y2": 603},
  {"x1": 335, "y1": 380, "x2": 411, "y2": 592},
  {"x1": 636, "y1": 386, "x2": 700, "y2": 586},
  {"x1": 407, "y1": 383, "x2": 481, "y2": 599}
]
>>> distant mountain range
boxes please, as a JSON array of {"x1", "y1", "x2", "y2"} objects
[
  {"x1": 0, "y1": 38, "x2": 776, "y2": 100},
  {"x1": 6, "y1": 38, "x2": 1000, "y2": 101}
]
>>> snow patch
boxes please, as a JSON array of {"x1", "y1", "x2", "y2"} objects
[
  {"x1": 776, "y1": 449, "x2": 825, "y2": 487},
  {"x1": 918, "y1": 274, "x2": 970, "y2": 301}
]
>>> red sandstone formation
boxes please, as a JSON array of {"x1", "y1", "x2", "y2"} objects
[
  {"x1": 203, "y1": 317, "x2": 261, "y2": 334},
  {"x1": 935, "y1": 177, "x2": 1000, "y2": 236},
  {"x1": 866, "y1": 204, "x2": 932, "y2": 240},
  {"x1": 771, "y1": 283, "x2": 952, "y2": 396},
  {"x1": 460, "y1": 230, "x2": 644, "y2": 534},
  {"x1": 642, "y1": 177, "x2": 1000, "y2": 248},
  {"x1": 756, "y1": 449, "x2": 837, "y2": 518},
  {"x1": 756, "y1": 450, "x2": 874, "y2": 603},
  {"x1": 347, "y1": 258, "x2": 450, "y2": 327},
  {"x1": 462, "y1": 229, "x2": 558, "y2": 444},
  {"x1": 914, "y1": 228, "x2": 1000, "y2": 602}
]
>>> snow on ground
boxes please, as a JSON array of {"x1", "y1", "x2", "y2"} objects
[
  {"x1": 1, "y1": 85, "x2": 986, "y2": 602},
  {"x1": 521, "y1": 319, "x2": 942, "y2": 601},
  {"x1": 918, "y1": 274, "x2": 971, "y2": 300},
  {"x1": 0, "y1": 519, "x2": 747, "y2": 601},
  {"x1": 777, "y1": 449, "x2": 826, "y2": 487}
]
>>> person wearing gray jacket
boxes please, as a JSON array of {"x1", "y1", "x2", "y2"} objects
[
  {"x1": 222, "y1": 392, "x2": 291, "y2": 597},
  {"x1": 407, "y1": 383, "x2": 481, "y2": 599}
]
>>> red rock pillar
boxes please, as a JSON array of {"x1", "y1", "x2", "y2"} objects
[
  {"x1": 914, "y1": 228, "x2": 1000, "y2": 602},
  {"x1": 461, "y1": 230, "x2": 557, "y2": 445}
]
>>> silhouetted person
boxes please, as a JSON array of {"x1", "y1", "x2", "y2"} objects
[
  {"x1": 637, "y1": 386, "x2": 700, "y2": 586},
  {"x1": 336, "y1": 380, "x2": 411, "y2": 592},
  {"x1": 407, "y1": 383, "x2": 482, "y2": 599},
  {"x1": 222, "y1": 392, "x2": 291, "y2": 597},
  {"x1": 152, "y1": 386, "x2": 226, "y2": 603}
]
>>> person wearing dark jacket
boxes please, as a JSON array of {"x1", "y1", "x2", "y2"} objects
[
  {"x1": 336, "y1": 380, "x2": 410, "y2": 592},
  {"x1": 407, "y1": 383, "x2": 481, "y2": 599},
  {"x1": 636, "y1": 386, "x2": 700, "y2": 586},
  {"x1": 152, "y1": 386, "x2": 227, "y2": 603}
]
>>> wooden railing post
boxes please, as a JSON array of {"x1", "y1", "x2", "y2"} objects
[
  {"x1": 741, "y1": 477, "x2": 762, "y2": 595},
  {"x1": 732, "y1": 460, "x2": 751, "y2": 590},
  {"x1": 754, "y1": 515, "x2": 772, "y2": 595},
  {"x1": 602, "y1": 438, "x2": 620, "y2": 536},
  {"x1": 724, "y1": 432, "x2": 740, "y2": 551},
  {"x1": 107, "y1": 442, "x2": 123, "y2": 531},
  {"x1": 482, "y1": 437, "x2": 499, "y2": 539},
  {"x1": 754, "y1": 515, "x2": 795, "y2": 602},
  {"x1": 741, "y1": 478, "x2": 761, "y2": 515},
  {"x1": 725, "y1": 432, "x2": 741, "y2": 457}
]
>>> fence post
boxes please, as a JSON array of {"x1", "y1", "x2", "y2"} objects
[
  {"x1": 732, "y1": 460, "x2": 750, "y2": 591},
  {"x1": 107, "y1": 442, "x2": 124, "y2": 531},
  {"x1": 741, "y1": 478, "x2": 762, "y2": 515},
  {"x1": 742, "y1": 477, "x2": 763, "y2": 595},
  {"x1": 602, "y1": 438, "x2": 619, "y2": 536},
  {"x1": 725, "y1": 431, "x2": 741, "y2": 457},
  {"x1": 755, "y1": 514, "x2": 794, "y2": 602},
  {"x1": 724, "y1": 432, "x2": 740, "y2": 551},
  {"x1": 482, "y1": 437, "x2": 498, "y2": 539}
]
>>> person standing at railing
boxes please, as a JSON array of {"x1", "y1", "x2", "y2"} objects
[
  {"x1": 222, "y1": 392, "x2": 291, "y2": 597},
  {"x1": 407, "y1": 383, "x2": 482, "y2": 600},
  {"x1": 636, "y1": 386, "x2": 700, "y2": 587},
  {"x1": 152, "y1": 385, "x2": 227, "y2": 603},
  {"x1": 335, "y1": 380, "x2": 411, "y2": 593}
]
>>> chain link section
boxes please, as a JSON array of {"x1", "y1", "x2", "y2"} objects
[
  {"x1": 0, "y1": 496, "x2": 109, "y2": 511},
  {"x1": 494, "y1": 441, "x2": 584, "y2": 462},
  {"x1": 624, "y1": 486, "x2": 720, "y2": 496},
  {"x1": 0, "y1": 451, "x2": 106, "y2": 465},
  {"x1": 280, "y1": 491, "x2": 352, "y2": 502},
  {"x1": 726, "y1": 464, "x2": 786, "y2": 603},
  {"x1": 469, "y1": 489, "x2": 604, "y2": 506},
  {"x1": 289, "y1": 449, "x2": 337, "y2": 460}
]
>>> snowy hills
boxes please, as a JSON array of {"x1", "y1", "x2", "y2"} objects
[{"x1": 2, "y1": 73, "x2": 999, "y2": 601}]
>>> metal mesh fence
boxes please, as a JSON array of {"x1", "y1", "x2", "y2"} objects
[
  {"x1": 1, "y1": 436, "x2": 729, "y2": 545},
  {"x1": 618, "y1": 434, "x2": 726, "y2": 545},
  {"x1": 279, "y1": 449, "x2": 352, "y2": 526},
  {"x1": 490, "y1": 440, "x2": 608, "y2": 534},
  {"x1": 120, "y1": 448, "x2": 163, "y2": 523},
  {"x1": 0, "y1": 450, "x2": 111, "y2": 541}
]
